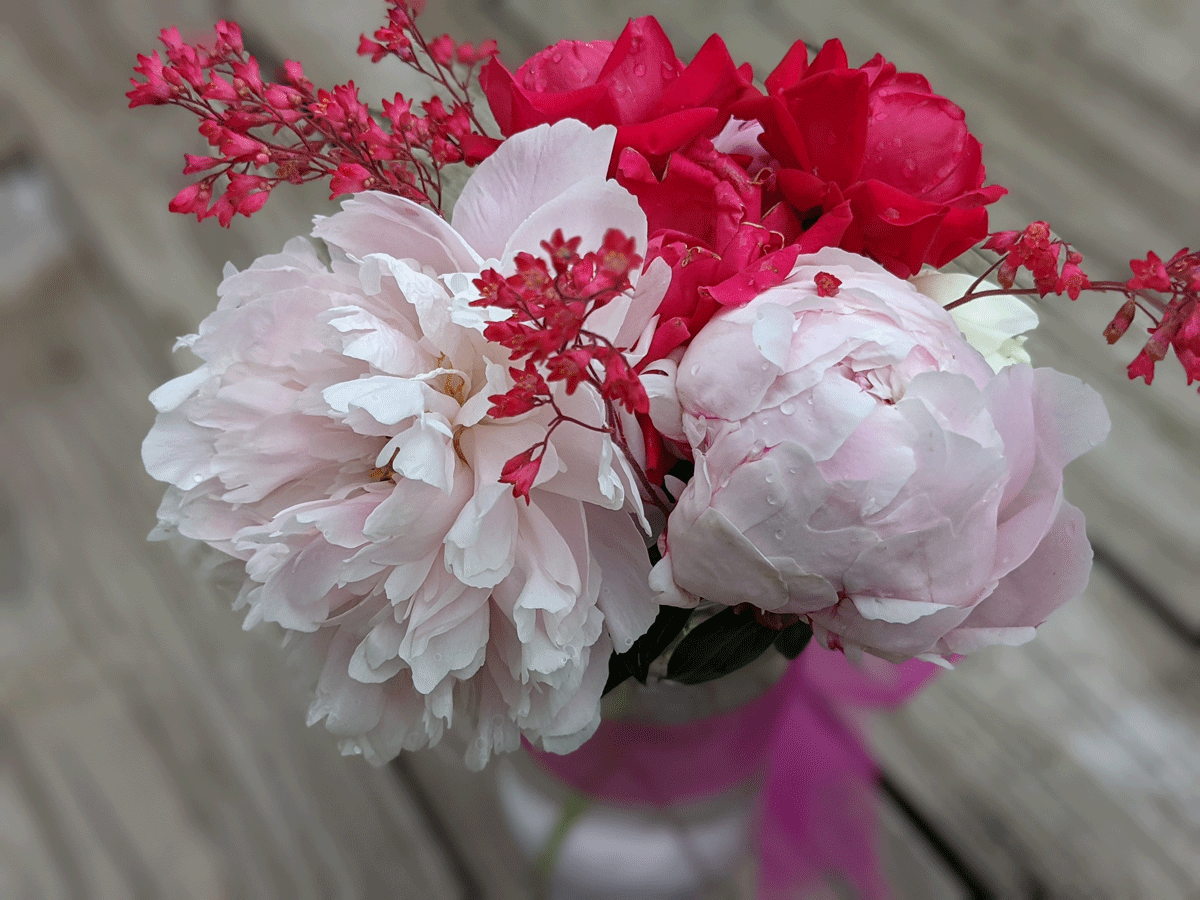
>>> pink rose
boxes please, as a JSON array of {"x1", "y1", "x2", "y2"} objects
[
  {"x1": 479, "y1": 16, "x2": 755, "y2": 166},
  {"x1": 736, "y1": 40, "x2": 1006, "y2": 277},
  {"x1": 648, "y1": 249, "x2": 1110, "y2": 662}
]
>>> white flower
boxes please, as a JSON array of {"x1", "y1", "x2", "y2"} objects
[
  {"x1": 143, "y1": 121, "x2": 669, "y2": 768},
  {"x1": 911, "y1": 270, "x2": 1039, "y2": 372}
]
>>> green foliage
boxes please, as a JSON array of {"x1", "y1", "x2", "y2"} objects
[
  {"x1": 772, "y1": 619, "x2": 813, "y2": 660},
  {"x1": 603, "y1": 605, "x2": 692, "y2": 695},
  {"x1": 665, "y1": 607, "x2": 782, "y2": 685}
]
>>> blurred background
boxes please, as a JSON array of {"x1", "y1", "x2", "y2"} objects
[{"x1": 0, "y1": 0, "x2": 1197, "y2": 896}]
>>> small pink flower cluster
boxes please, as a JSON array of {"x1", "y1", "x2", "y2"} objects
[
  {"x1": 358, "y1": 0, "x2": 496, "y2": 68},
  {"x1": 983, "y1": 221, "x2": 1089, "y2": 299},
  {"x1": 471, "y1": 229, "x2": 650, "y2": 499},
  {"x1": 127, "y1": 4, "x2": 494, "y2": 221},
  {"x1": 955, "y1": 222, "x2": 1200, "y2": 389},
  {"x1": 1119, "y1": 249, "x2": 1200, "y2": 385}
]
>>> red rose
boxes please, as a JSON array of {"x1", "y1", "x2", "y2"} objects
[
  {"x1": 479, "y1": 16, "x2": 756, "y2": 167},
  {"x1": 614, "y1": 136, "x2": 854, "y2": 482},
  {"x1": 738, "y1": 39, "x2": 1005, "y2": 277}
]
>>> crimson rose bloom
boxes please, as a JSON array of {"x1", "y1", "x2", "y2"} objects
[
  {"x1": 479, "y1": 16, "x2": 756, "y2": 166},
  {"x1": 739, "y1": 39, "x2": 1005, "y2": 277}
]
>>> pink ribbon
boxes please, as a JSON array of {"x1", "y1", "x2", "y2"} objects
[{"x1": 529, "y1": 646, "x2": 938, "y2": 898}]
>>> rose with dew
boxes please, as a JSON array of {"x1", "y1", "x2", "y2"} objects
[
  {"x1": 479, "y1": 15, "x2": 756, "y2": 167},
  {"x1": 646, "y1": 248, "x2": 1109, "y2": 662},
  {"x1": 735, "y1": 40, "x2": 1006, "y2": 278},
  {"x1": 143, "y1": 120, "x2": 670, "y2": 768}
]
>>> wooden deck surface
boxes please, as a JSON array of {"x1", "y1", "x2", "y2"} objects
[{"x1": 0, "y1": 0, "x2": 1197, "y2": 896}]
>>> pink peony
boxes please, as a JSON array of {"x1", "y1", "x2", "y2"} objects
[
  {"x1": 143, "y1": 121, "x2": 668, "y2": 768},
  {"x1": 647, "y1": 249, "x2": 1109, "y2": 662}
]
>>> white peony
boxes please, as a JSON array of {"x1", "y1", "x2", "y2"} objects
[{"x1": 143, "y1": 121, "x2": 669, "y2": 768}]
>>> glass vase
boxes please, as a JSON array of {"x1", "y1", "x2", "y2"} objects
[{"x1": 495, "y1": 651, "x2": 790, "y2": 900}]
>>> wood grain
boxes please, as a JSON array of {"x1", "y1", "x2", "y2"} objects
[
  {"x1": 870, "y1": 561, "x2": 1200, "y2": 898},
  {"x1": 0, "y1": 173, "x2": 464, "y2": 898}
]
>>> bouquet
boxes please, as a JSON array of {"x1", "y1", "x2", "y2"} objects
[{"x1": 130, "y1": 2, "x2": 1196, "y2": 894}]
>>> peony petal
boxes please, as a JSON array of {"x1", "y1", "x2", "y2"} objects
[
  {"x1": 942, "y1": 502, "x2": 1091, "y2": 654},
  {"x1": 501, "y1": 176, "x2": 648, "y2": 275},
  {"x1": 451, "y1": 120, "x2": 618, "y2": 261},
  {"x1": 322, "y1": 375, "x2": 428, "y2": 426},
  {"x1": 851, "y1": 595, "x2": 955, "y2": 624},
  {"x1": 149, "y1": 366, "x2": 210, "y2": 412},
  {"x1": 323, "y1": 306, "x2": 423, "y2": 375},
  {"x1": 586, "y1": 505, "x2": 656, "y2": 652},
  {"x1": 751, "y1": 301, "x2": 795, "y2": 368},
  {"x1": 672, "y1": 506, "x2": 790, "y2": 610},
  {"x1": 444, "y1": 482, "x2": 518, "y2": 588},
  {"x1": 313, "y1": 191, "x2": 482, "y2": 273}
]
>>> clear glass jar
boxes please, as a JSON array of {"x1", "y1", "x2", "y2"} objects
[{"x1": 496, "y1": 651, "x2": 789, "y2": 900}]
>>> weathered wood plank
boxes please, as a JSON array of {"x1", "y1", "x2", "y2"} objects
[
  {"x1": 869, "y1": 559, "x2": 1200, "y2": 899},
  {"x1": 501, "y1": 0, "x2": 798, "y2": 64},
  {"x1": 0, "y1": 0, "x2": 229, "y2": 328},
  {"x1": 0, "y1": 162, "x2": 70, "y2": 311},
  {"x1": 0, "y1": 167, "x2": 465, "y2": 898}
]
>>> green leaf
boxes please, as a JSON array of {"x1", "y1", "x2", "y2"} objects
[
  {"x1": 603, "y1": 605, "x2": 693, "y2": 695},
  {"x1": 665, "y1": 607, "x2": 780, "y2": 686},
  {"x1": 773, "y1": 619, "x2": 813, "y2": 660}
]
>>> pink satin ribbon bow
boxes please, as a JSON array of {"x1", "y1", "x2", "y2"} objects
[{"x1": 530, "y1": 646, "x2": 938, "y2": 898}]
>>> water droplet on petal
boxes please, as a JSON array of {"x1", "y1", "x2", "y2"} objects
[
  {"x1": 551, "y1": 52, "x2": 562, "y2": 63},
  {"x1": 787, "y1": 467, "x2": 798, "y2": 475},
  {"x1": 775, "y1": 529, "x2": 785, "y2": 540},
  {"x1": 661, "y1": 61, "x2": 676, "y2": 79},
  {"x1": 883, "y1": 207, "x2": 900, "y2": 220},
  {"x1": 192, "y1": 474, "x2": 203, "y2": 484},
  {"x1": 891, "y1": 137, "x2": 903, "y2": 148},
  {"x1": 767, "y1": 494, "x2": 779, "y2": 506},
  {"x1": 629, "y1": 36, "x2": 642, "y2": 52},
  {"x1": 780, "y1": 401, "x2": 796, "y2": 415},
  {"x1": 901, "y1": 158, "x2": 917, "y2": 178},
  {"x1": 690, "y1": 363, "x2": 700, "y2": 376},
  {"x1": 634, "y1": 63, "x2": 647, "y2": 77}
]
